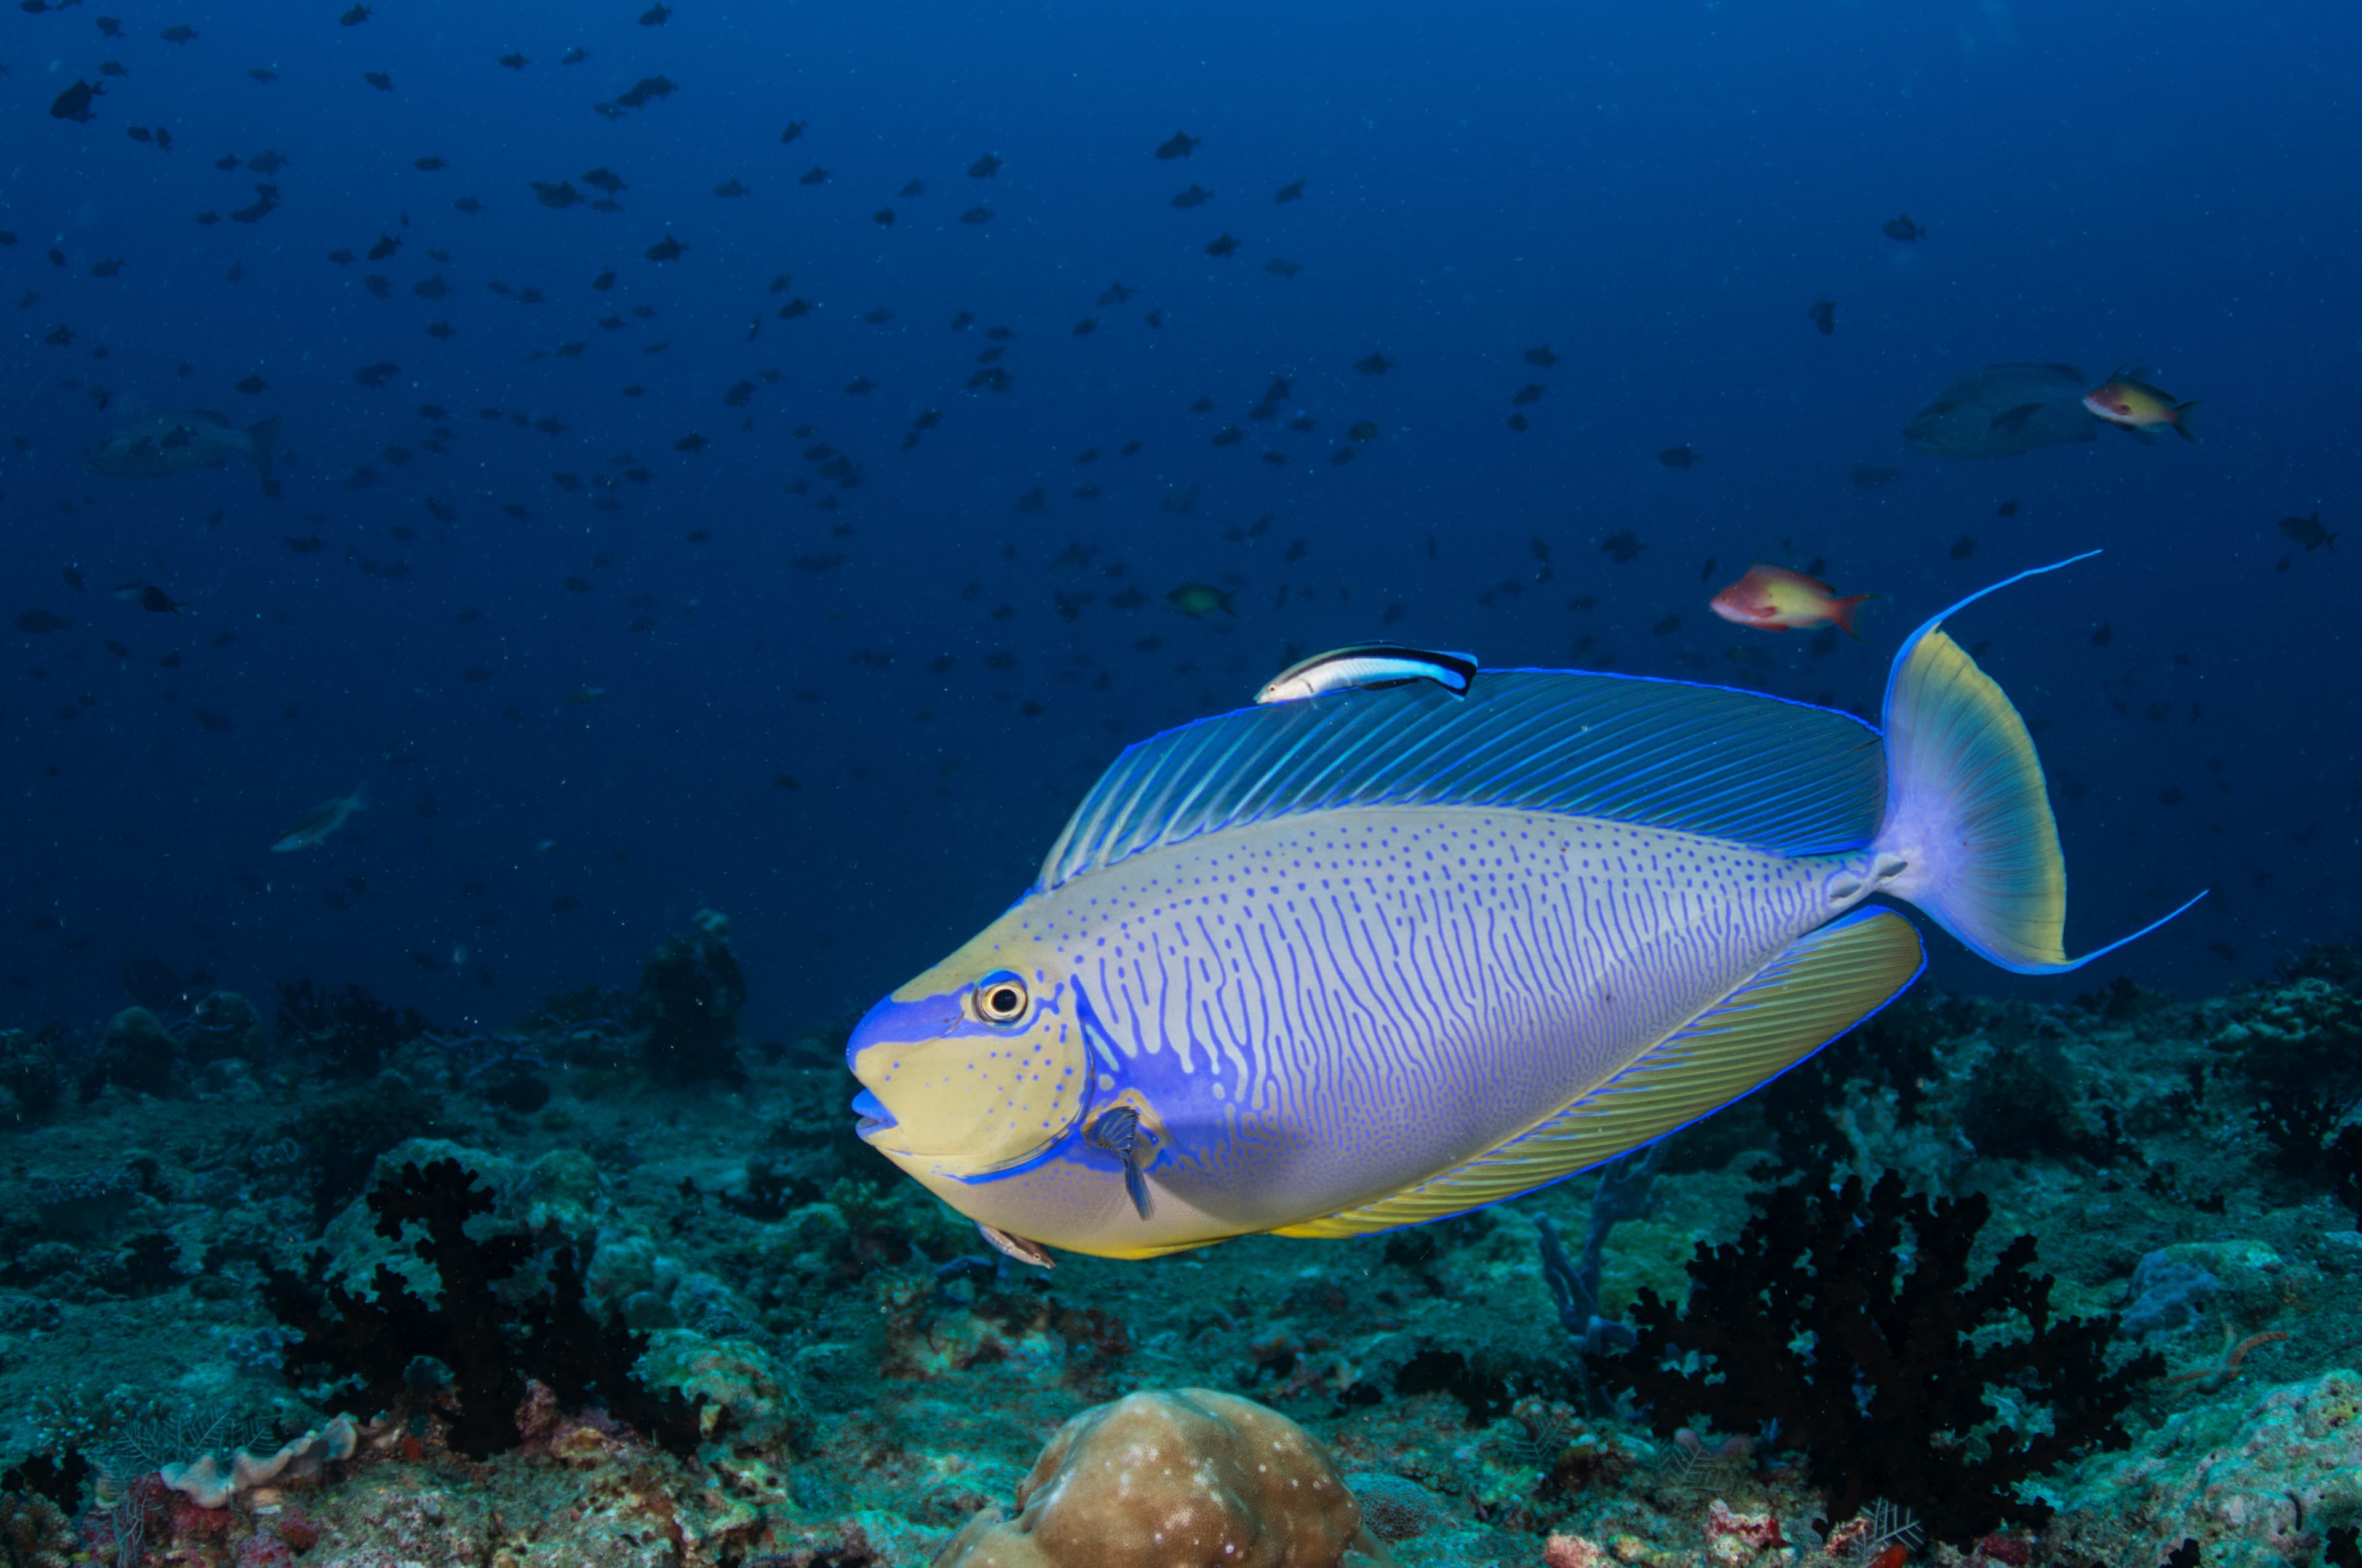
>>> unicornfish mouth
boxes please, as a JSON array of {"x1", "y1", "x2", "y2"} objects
[{"x1": 851, "y1": 1089, "x2": 897, "y2": 1139}]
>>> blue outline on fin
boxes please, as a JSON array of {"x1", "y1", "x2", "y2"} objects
[
  {"x1": 1999, "y1": 891, "x2": 2209, "y2": 976},
  {"x1": 1881, "y1": 549, "x2": 2102, "y2": 719},
  {"x1": 1877, "y1": 547, "x2": 2206, "y2": 971}
]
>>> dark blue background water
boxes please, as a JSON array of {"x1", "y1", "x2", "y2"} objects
[{"x1": 3, "y1": 0, "x2": 2353, "y2": 1038}]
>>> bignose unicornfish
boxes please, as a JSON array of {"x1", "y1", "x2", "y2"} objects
[{"x1": 847, "y1": 554, "x2": 2198, "y2": 1264}]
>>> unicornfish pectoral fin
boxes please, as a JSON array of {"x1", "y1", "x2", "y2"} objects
[
  {"x1": 1086, "y1": 1107, "x2": 1154, "y2": 1220},
  {"x1": 1276, "y1": 907, "x2": 1927, "y2": 1240}
]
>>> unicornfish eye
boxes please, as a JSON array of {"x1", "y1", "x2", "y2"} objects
[{"x1": 974, "y1": 974, "x2": 1028, "y2": 1023}]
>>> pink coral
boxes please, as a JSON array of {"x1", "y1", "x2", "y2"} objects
[
  {"x1": 234, "y1": 1529, "x2": 296, "y2": 1568},
  {"x1": 1545, "y1": 1534, "x2": 1607, "y2": 1568},
  {"x1": 1704, "y1": 1500, "x2": 1785, "y2": 1550},
  {"x1": 932, "y1": 1388, "x2": 1394, "y2": 1568}
]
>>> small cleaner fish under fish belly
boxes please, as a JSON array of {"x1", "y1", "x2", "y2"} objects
[{"x1": 847, "y1": 554, "x2": 2197, "y2": 1262}]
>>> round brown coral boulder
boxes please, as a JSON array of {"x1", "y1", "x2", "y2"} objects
[{"x1": 933, "y1": 1388, "x2": 1396, "y2": 1568}]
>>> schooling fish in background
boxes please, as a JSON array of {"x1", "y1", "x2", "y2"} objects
[
  {"x1": 846, "y1": 555, "x2": 2199, "y2": 1264},
  {"x1": 2083, "y1": 370, "x2": 2199, "y2": 443},
  {"x1": 1904, "y1": 364, "x2": 2098, "y2": 459},
  {"x1": 50, "y1": 79, "x2": 105, "y2": 122},
  {"x1": 2278, "y1": 509, "x2": 2336, "y2": 552},
  {"x1": 272, "y1": 786, "x2": 367, "y2": 852},
  {"x1": 1164, "y1": 583, "x2": 1235, "y2": 618},
  {"x1": 89, "y1": 411, "x2": 281, "y2": 493},
  {"x1": 1709, "y1": 563, "x2": 1877, "y2": 637}
]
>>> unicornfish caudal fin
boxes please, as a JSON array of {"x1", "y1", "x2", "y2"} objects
[{"x1": 1871, "y1": 551, "x2": 2202, "y2": 973}]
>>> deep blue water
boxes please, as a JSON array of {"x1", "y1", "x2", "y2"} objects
[{"x1": 2, "y1": 0, "x2": 2355, "y2": 1037}]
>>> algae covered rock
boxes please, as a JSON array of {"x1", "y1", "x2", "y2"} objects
[
  {"x1": 636, "y1": 1329, "x2": 804, "y2": 1453},
  {"x1": 932, "y1": 1388, "x2": 1395, "y2": 1568},
  {"x1": 2046, "y1": 1369, "x2": 2362, "y2": 1568}
]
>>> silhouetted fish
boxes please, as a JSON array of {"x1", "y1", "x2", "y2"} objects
[
  {"x1": 1155, "y1": 131, "x2": 1201, "y2": 159},
  {"x1": 50, "y1": 79, "x2": 103, "y2": 121},
  {"x1": 1905, "y1": 364, "x2": 2097, "y2": 459},
  {"x1": 2279, "y1": 509, "x2": 2337, "y2": 552}
]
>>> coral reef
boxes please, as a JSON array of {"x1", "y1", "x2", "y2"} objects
[
  {"x1": 932, "y1": 1389, "x2": 1395, "y2": 1568},
  {"x1": 262, "y1": 1157, "x2": 706, "y2": 1459},
  {"x1": 1534, "y1": 1146, "x2": 1663, "y2": 1411},
  {"x1": 632, "y1": 913, "x2": 749, "y2": 1085},
  {"x1": 2042, "y1": 1369, "x2": 2362, "y2": 1568},
  {"x1": 1, "y1": 945, "x2": 2356, "y2": 1568},
  {"x1": 93, "y1": 1008, "x2": 175, "y2": 1099},
  {"x1": 0, "y1": 1486, "x2": 71, "y2": 1568},
  {"x1": 272, "y1": 980, "x2": 429, "y2": 1080},
  {"x1": 1609, "y1": 1169, "x2": 2165, "y2": 1546},
  {"x1": 0, "y1": 1031, "x2": 63, "y2": 1123}
]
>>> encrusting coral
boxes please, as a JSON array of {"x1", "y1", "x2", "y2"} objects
[{"x1": 932, "y1": 1388, "x2": 1397, "y2": 1568}]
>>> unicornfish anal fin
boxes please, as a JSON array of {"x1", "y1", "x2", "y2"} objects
[{"x1": 1276, "y1": 907, "x2": 1926, "y2": 1239}]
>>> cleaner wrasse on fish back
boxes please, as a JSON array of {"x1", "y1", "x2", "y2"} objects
[
  {"x1": 846, "y1": 554, "x2": 2201, "y2": 1264},
  {"x1": 1255, "y1": 642, "x2": 1476, "y2": 704}
]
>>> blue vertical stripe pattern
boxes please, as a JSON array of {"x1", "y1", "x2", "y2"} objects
[{"x1": 1009, "y1": 803, "x2": 1835, "y2": 1235}]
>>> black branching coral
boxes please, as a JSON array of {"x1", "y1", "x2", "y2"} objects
[
  {"x1": 1606, "y1": 1170, "x2": 2162, "y2": 1546},
  {"x1": 263, "y1": 1159, "x2": 706, "y2": 1459}
]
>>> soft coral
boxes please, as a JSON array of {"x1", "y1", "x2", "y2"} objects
[
  {"x1": 264, "y1": 1158, "x2": 704, "y2": 1459},
  {"x1": 1608, "y1": 1169, "x2": 2161, "y2": 1546}
]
